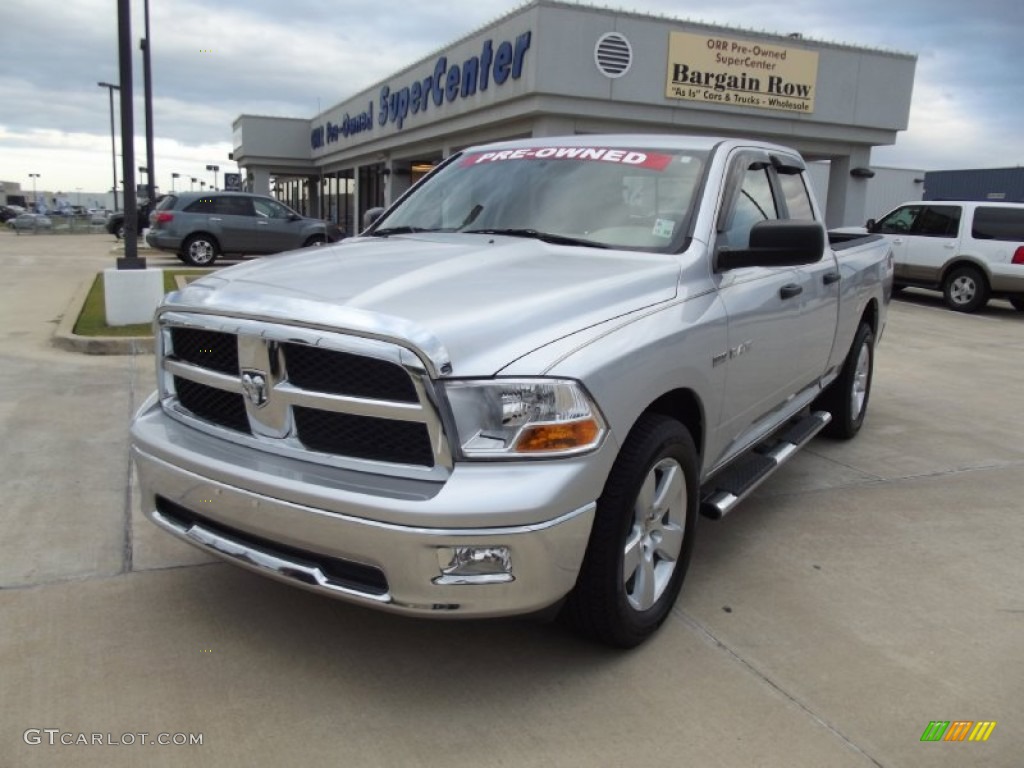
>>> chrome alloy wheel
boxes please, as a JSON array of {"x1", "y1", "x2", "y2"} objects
[
  {"x1": 623, "y1": 457, "x2": 686, "y2": 612},
  {"x1": 188, "y1": 239, "x2": 216, "y2": 265},
  {"x1": 851, "y1": 342, "x2": 871, "y2": 419},
  {"x1": 948, "y1": 274, "x2": 977, "y2": 307}
]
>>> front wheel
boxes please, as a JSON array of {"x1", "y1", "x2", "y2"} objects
[
  {"x1": 819, "y1": 322, "x2": 874, "y2": 439},
  {"x1": 303, "y1": 234, "x2": 326, "y2": 248},
  {"x1": 562, "y1": 414, "x2": 698, "y2": 648},
  {"x1": 181, "y1": 234, "x2": 219, "y2": 267},
  {"x1": 943, "y1": 265, "x2": 989, "y2": 312}
]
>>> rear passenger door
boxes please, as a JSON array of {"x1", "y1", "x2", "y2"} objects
[{"x1": 210, "y1": 195, "x2": 258, "y2": 254}]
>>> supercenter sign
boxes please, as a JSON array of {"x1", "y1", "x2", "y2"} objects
[{"x1": 665, "y1": 31, "x2": 818, "y2": 114}]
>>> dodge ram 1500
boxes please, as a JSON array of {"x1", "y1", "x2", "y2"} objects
[{"x1": 131, "y1": 135, "x2": 893, "y2": 647}]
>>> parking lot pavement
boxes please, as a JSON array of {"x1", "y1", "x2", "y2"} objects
[{"x1": 1, "y1": 231, "x2": 1021, "y2": 767}]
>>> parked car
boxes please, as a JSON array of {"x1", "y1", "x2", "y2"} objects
[
  {"x1": 0, "y1": 205, "x2": 23, "y2": 223},
  {"x1": 107, "y1": 199, "x2": 160, "y2": 240},
  {"x1": 867, "y1": 200, "x2": 1024, "y2": 312},
  {"x1": 6, "y1": 213, "x2": 53, "y2": 231},
  {"x1": 131, "y1": 135, "x2": 892, "y2": 647},
  {"x1": 145, "y1": 191, "x2": 345, "y2": 266}
]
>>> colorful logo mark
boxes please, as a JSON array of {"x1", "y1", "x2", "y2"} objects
[{"x1": 920, "y1": 721, "x2": 997, "y2": 742}]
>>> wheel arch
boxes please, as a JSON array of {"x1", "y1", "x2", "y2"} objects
[
  {"x1": 940, "y1": 257, "x2": 992, "y2": 289},
  {"x1": 636, "y1": 388, "x2": 705, "y2": 465},
  {"x1": 181, "y1": 231, "x2": 220, "y2": 251},
  {"x1": 860, "y1": 297, "x2": 879, "y2": 336}
]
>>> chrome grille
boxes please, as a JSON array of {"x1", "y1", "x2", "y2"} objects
[
  {"x1": 293, "y1": 408, "x2": 433, "y2": 466},
  {"x1": 170, "y1": 327, "x2": 239, "y2": 375},
  {"x1": 159, "y1": 313, "x2": 451, "y2": 477},
  {"x1": 282, "y1": 343, "x2": 417, "y2": 402},
  {"x1": 174, "y1": 376, "x2": 250, "y2": 433}
]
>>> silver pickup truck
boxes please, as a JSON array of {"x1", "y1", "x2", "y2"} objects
[{"x1": 131, "y1": 135, "x2": 893, "y2": 647}]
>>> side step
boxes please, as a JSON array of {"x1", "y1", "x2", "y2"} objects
[{"x1": 699, "y1": 410, "x2": 831, "y2": 520}]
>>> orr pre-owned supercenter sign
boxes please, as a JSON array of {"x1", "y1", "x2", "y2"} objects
[
  {"x1": 311, "y1": 31, "x2": 532, "y2": 150},
  {"x1": 665, "y1": 31, "x2": 819, "y2": 114}
]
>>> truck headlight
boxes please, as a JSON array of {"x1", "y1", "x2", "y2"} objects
[{"x1": 444, "y1": 379, "x2": 606, "y2": 458}]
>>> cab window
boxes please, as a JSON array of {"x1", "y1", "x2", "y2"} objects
[
  {"x1": 778, "y1": 173, "x2": 815, "y2": 220},
  {"x1": 876, "y1": 205, "x2": 920, "y2": 234},
  {"x1": 721, "y1": 166, "x2": 779, "y2": 248}
]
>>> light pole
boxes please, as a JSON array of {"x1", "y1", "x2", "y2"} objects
[
  {"x1": 190, "y1": 177, "x2": 197, "y2": 191},
  {"x1": 200, "y1": 181, "x2": 206, "y2": 191},
  {"x1": 171, "y1": 172, "x2": 179, "y2": 192},
  {"x1": 97, "y1": 81, "x2": 120, "y2": 212},
  {"x1": 140, "y1": 0, "x2": 156, "y2": 205},
  {"x1": 206, "y1": 164, "x2": 219, "y2": 191},
  {"x1": 28, "y1": 173, "x2": 40, "y2": 209},
  {"x1": 138, "y1": 166, "x2": 148, "y2": 198}
]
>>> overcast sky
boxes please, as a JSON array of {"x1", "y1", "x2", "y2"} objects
[{"x1": 1, "y1": 0, "x2": 1021, "y2": 200}]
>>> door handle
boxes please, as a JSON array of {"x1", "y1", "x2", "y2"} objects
[
  {"x1": 210, "y1": 217, "x2": 222, "y2": 222},
  {"x1": 823, "y1": 271, "x2": 841, "y2": 285},
  {"x1": 780, "y1": 284, "x2": 803, "y2": 300},
  {"x1": 892, "y1": 237, "x2": 903, "y2": 244}
]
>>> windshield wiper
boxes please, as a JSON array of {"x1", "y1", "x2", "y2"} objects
[
  {"x1": 371, "y1": 226, "x2": 435, "y2": 237},
  {"x1": 463, "y1": 228, "x2": 608, "y2": 249}
]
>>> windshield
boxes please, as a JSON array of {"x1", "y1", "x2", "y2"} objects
[{"x1": 373, "y1": 145, "x2": 707, "y2": 251}]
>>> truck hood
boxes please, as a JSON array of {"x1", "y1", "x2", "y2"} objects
[{"x1": 175, "y1": 233, "x2": 679, "y2": 375}]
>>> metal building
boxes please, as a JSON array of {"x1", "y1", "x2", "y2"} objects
[{"x1": 924, "y1": 168, "x2": 1024, "y2": 203}]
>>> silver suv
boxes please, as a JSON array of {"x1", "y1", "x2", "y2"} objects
[{"x1": 146, "y1": 191, "x2": 345, "y2": 266}]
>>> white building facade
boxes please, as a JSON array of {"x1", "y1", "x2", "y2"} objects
[{"x1": 232, "y1": 1, "x2": 916, "y2": 231}]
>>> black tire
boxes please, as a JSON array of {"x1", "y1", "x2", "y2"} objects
[
  {"x1": 181, "y1": 234, "x2": 219, "y2": 267},
  {"x1": 819, "y1": 322, "x2": 874, "y2": 439},
  {"x1": 562, "y1": 414, "x2": 698, "y2": 648},
  {"x1": 891, "y1": 283, "x2": 905, "y2": 295},
  {"x1": 113, "y1": 221, "x2": 125, "y2": 240},
  {"x1": 303, "y1": 234, "x2": 326, "y2": 248},
  {"x1": 1009, "y1": 296, "x2": 1024, "y2": 312},
  {"x1": 943, "y1": 265, "x2": 989, "y2": 312}
]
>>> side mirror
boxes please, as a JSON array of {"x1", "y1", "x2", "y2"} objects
[
  {"x1": 865, "y1": 218, "x2": 877, "y2": 232},
  {"x1": 363, "y1": 207, "x2": 385, "y2": 228},
  {"x1": 716, "y1": 220, "x2": 825, "y2": 271},
  {"x1": 288, "y1": 212, "x2": 301, "y2": 222}
]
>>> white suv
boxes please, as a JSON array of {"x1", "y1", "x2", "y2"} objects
[{"x1": 869, "y1": 201, "x2": 1024, "y2": 312}]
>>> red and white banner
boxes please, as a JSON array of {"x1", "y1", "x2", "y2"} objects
[{"x1": 461, "y1": 147, "x2": 674, "y2": 171}]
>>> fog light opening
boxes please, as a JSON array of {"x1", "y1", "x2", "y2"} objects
[{"x1": 434, "y1": 545, "x2": 515, "y2": 585}]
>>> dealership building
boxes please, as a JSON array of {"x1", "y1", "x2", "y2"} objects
[{"x1": 232, "y1": 0, "x2": 917, "y2": 231}]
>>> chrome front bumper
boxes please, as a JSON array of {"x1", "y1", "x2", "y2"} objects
[{"x1": 131, "y1": 397, "x2": 611, "y2": 617}]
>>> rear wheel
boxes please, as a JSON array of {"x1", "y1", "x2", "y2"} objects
[
  {"x1": 562, "y1": 414, "x2": 698, "y2": 648},
  {"x1": 943, "y1": 265, "x2": 989, "y2": 312},
  {"x1": 819, "y1": 322, "x2": 874, "y2": 439},
  {"x1": 181, "y1": 234, "x2": 219, "y2": 267},
  {"x1": 1009, "y1": 296, "x2": 1024, "y2": 312},
  {"x1": 303, "y1": 234, "x2": 326, "y2": 248}
]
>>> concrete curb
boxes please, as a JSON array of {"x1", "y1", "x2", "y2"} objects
[{"x1": 51, "y1": 275, "x2": 155, "y2": 356}]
